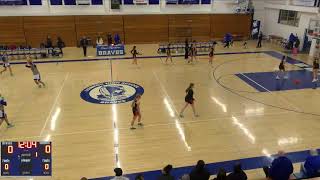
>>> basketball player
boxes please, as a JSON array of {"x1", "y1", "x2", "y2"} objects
[
  {"x1": 0, "y1": 52, "x2": 13, "y2": 76},
  {"x1": 209, "y1": 47, "x2": 214, "y2": 65},
  {"x1": 312, "y1": 57, "x2": 319, "y2": 82},
  {"x1": 276, "y1": 56, "x2": 288, "y2": 80},
  {"x1": 25, "y1": 56, "x2": 46, "y2": 88},
  {"x1": 130, "y1": 94, "x2": 143, "y2": 130},
  {"x1": 188, "y1": 44, "x2": 197, "y2": 64},
  {"x1": 0, "y1": 94, "x2": 14, "y2": 128},
  {"x1": 131, "y1": 46, "x2": 141, "y2": 65},
  {"x1": 179, "y1": 83, "x2": 199, "y2": 118},
  {"x1": 165, "y1": 44, "x2": 173, "y2": 64}
]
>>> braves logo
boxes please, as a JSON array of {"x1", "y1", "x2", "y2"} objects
[{"x1": 80, "y1": 81, "x2": 144, "y2": 104}]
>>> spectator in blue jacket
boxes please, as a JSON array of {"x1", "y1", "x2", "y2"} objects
[
  {"x1": 263, "y1": 150, "x2": 293, "y2": 180},
  {"x1": 301, "y1": 149, "x2": 320, "y2": 178},
  {"x1": 114, "y1": 34, "x2": 121, "y2": 45}
]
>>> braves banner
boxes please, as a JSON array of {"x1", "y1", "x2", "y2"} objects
[
  {"x1": 166, "y1": 0, "x2": 199, "y2": 4},
  {"x1": 96, "y1": 45, "x2": 125, "y2": 56},
  {"x1": 292, "y1": 0, "x2": 317, "y2": 6}
]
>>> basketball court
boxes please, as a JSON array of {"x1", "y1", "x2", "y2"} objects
[{"x1": 1, "y1": 41, "x2": 320, "y2": 179}]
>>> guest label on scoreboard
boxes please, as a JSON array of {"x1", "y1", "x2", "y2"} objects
[{"x1": 1, "y1": 141, "x2": 52, "y2": 176}]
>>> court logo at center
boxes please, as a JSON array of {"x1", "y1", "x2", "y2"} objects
[{"x1": 80, "y1": 81, "x2": 144, "y2": 104}]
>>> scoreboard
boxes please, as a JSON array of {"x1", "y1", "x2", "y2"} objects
[{"x1": 1, "y1": 141, "x2": 52, "y2": 176}]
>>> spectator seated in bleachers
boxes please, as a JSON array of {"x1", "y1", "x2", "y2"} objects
[
  {"x1": 110, "y1": 167, "x2": 129, "y2": 180},
  {"x1": 107, "y1": 33, "x2": 113, "y2": 46},
  {"x1": 223, "y1": 33, "x2": 233, "y2": 48},
  {"x1": 212, "y1": 168, "x2": 227, "y2": 180},
  {"x1": 56, "y1": 37, "x2": 65, "y2": 55},
  {"x1": 46, "y1": 35, "x2": 53, "y2": 49},
  {"x1": 263, "y1": 150, "x2": 293, "y2": 180},
  {"x1": 300, "y1": 149, "x2": 320, "y2": 178},
  {"x1": 227, "y1": 163, "x2": 247, "y2": 180},
  {"x1": 157, "y1": 164, "x2": 174, "y2": 180},
  {"x1": 96, "y1": 36, "x2": 104, "y2": 46},
  {"x1": 189, "y1": 160, "x2": 210, "y2": 180}
]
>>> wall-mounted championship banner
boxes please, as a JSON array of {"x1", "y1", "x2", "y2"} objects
[
  {"x1": 76, "y1": 0, "x2": 90, "y2": 5},
  {"x1": 291, "y1": 0, "x2": 317, "y2": 6},
  {"x1": 0, "y1": 0, "x2": 25, "y2": 5},
  {"x1": 166, "y1": 0, "x2": 199, "y2": 4},
  {"x1": 166, "y1": 0, "x2": 178, "y2": 4},
  {"x1": 133, "y1": 0, "x2": 148, "y2": 4},
  {"x1": 96, "y1": 45, "x2": 125, "y2": 56}
]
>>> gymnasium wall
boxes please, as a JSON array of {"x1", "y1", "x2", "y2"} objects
[
  {"x1": 252, "y1": 0, "x2": 319, "y2": 50},
  {"x1": 0, "y1": 1, "x2": 236, "y2": 16},
  {"x1": 0, "y1": 14, "x2": 252, "y2": 47}
]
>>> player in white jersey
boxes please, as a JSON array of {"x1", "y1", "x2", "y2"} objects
[
  {"x1": 0, "y1": 52, "x2": 13, "y2": 76},
  {"x1": 26, "y1": 56, "x2": 46, "y2": 88},
  {"x1": 0, "y1": 94, "x2": 14, "y2": 128}
]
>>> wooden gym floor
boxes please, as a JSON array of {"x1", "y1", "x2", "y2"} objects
[{"x1": 1, "y1": 41, "x2": 320, "y2": 180}]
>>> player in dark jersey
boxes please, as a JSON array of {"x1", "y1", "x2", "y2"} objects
[
  {"x1": 130, "y1": 94, "x2": 143, "y2": 130},
  {"x1": 0, "y1": 52, "x2": 13, "y2": 76},
  {"x1": 165, "y1": 44, "x2": 173, "y2": 64},
  {"x1": 276, "y1": 56, "x2": 288, "y2": 80},
  {"x1": 26, "y1": 56, "x2": 46, "y2": 88},
  {"x1": 312, "y1": 57, "x2": 319, "y2": 82},
  {"x1": 243, "y1": 41, "x2": 248, "y2": 49},
  {"x1": 179, "y1": 83, "x2": 199, "y2": 118},
  {"x1": 0, "y1": 94, "x2": 14, "y2": 128},
  {"x1": 209, "y1": 47, "x2": 214, "y2": 65},
  {"x1": 131, "y1": 46, "x2": 141, "y2": 65}
]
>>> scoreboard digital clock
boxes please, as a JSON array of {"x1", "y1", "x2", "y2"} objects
[{"x1": 1, "y1": 141, "x2": 52, "y2": 176}]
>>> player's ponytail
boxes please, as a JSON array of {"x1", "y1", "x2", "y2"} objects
[
  {"x1": 186, "y1": 83, "x2": 194, "y2": 93},
  {"x1": 131, "y1": 94, "x2": 141, "y2": 107}
]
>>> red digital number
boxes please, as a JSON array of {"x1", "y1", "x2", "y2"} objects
[
  {"x1": 18, "y1": 142, "x2": 25, "y2": 148},
  {"x1": 18, "y1": 142, "x2": 37, "y2": 149},
  {"x1": 44, "y1": 164, "x2": 49, "y2": 170},
  {"x1": 45, "y1": 145, "x2": 51, "y2": 154},
  {"x1": 7, "y1": 145, "x2": 13, "y2": 154},
  {"x1": 4, "y1": 164, "x2": 9, "y2": 170}
]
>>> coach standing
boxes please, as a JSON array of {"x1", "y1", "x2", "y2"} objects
[
  {"x1": 257, "y1": 32, "x2": 263, "y2": 48},
  {"x1": 80, "y1": 36, "x2": 89, "y2": 57},
  {"x1": 185, "y1": 38, "x2": 189, "y2": 60}
]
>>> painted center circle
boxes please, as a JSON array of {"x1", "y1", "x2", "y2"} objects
[{"x1": 80, "y1": 81, "x2": 144, "y2": 104}]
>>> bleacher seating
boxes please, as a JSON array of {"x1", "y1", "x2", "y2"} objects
[
  {"x1": 0, "y1": 45, "x2": 63, "y2": 60},
  {"x1": 158, "y1": 41, "x2": 215, "y2": 55}
]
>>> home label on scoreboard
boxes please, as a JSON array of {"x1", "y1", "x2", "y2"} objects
[{"x1": 1, "y1": 141, "x2": 52, "y2": 176}]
